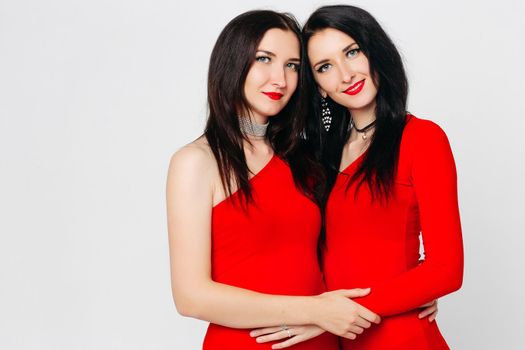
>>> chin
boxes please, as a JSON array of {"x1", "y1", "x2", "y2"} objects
[
  {"x1": 339, "y1": 96, "x2": 375, "y2": 110},
  {"x1": 258, "y1": 105, "x2": 285, "y2": 117}
]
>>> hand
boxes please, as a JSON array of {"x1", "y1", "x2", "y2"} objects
[
  {"x1": 418, "y1": 299, "x2": 438, "y2": 322},
  {"x1": 313, "y1": 288, "x2": 381, "y2": 340},
  {"x1": 250, "y1": 325, "x2": 325, "y2": 349}
]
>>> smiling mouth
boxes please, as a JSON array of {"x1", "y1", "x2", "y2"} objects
[
  {"x1": 343, "y1": 79, "x2": 365, "y2": 96},
  {"x1": 262, "y1": 92, "x2": 284, "y2": 100}
]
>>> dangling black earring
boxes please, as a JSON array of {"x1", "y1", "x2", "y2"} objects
[{"x1": 320, "y1": 96, "x2": 332, "y2": 131}]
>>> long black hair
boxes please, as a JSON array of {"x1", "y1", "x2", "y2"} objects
[
  {"x1": 205, "y1": 10, "x2": 324, "y2": 206},
  {"x1": 303, "y1": 5, "x2": 409, "y2": 203}
]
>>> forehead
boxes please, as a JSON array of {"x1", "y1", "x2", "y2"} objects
[
  {"x1": 257, "y1": 28, "x2": 300, "y2": 57},
  {"x1": 307, "y1": 28, "x2": 356, "y2": 60}
]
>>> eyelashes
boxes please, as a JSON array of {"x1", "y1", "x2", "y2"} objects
[
  {"x1": 256, "y1": 56, "x2": 271, "y2": 63},
  {"x1": 315, "y1": 47, "x2": 361, "y2": 73},
  {"x1": 346, "y1": 48, "x2": 361, "y2": 58},
  {"x1": 317, "y1": 63, "x2": 331, "y2": 73},
  {"x1": 255, "y1": 56, "x2": 300, "y2": 71},
  {"x1": 287, "y1": 62, "x2": 300, "y2": 72}
]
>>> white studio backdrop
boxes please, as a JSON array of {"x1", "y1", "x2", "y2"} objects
[{"x1": 0, "y1": 0, "x2": 523, "y2": 349}]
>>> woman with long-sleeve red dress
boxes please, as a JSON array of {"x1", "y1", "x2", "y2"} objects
[{"x1": 254, "y1": 5, "x2": 463, "y2": 349}]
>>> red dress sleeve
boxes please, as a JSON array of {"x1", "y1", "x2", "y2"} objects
[{"x1": 356, "y1": 121, "x2": 464, "y2": 316}]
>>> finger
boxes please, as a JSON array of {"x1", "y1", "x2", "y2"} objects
[
  {"x1": 340, "y1": 332, "x2": 357, "y2": 340},
  {"x1": 256, "y1": 330, "x2": 291, "y2": 343},
  {"x1": 347, "y1": 325, "x2": 364, "y2": 335},
  {"x1": 429, "y1": 309, "x2": 438, "y2": 322},
  {"x1": 341, "y1": 288, "x2": 371, "y2": 298},
  {"x1": 420, "y1": 300, "x2": 435, "y2": 308},
  {"x1": 418, "y1": 305, "x2": 437, "y2": 319},
  {"x1": 271, "y1": 335, "x2": 302, "y2": 349},
  {"x1": 250, "y1": 326, "x2": 285, "y2": 337},
  {"x1": 357, "y1": 305, "x2": 381, "y2": 324},
  {"x1": 355, "y1": 316, "x2": 372, "y2": 329},
  {"x1": 418, "y1": 309, "x2": 431, "y2": 318}
]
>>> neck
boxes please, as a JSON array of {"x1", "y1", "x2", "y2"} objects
[
  {"x1": 243, "y1": 138, "x2": 273, "y2": 155},
  {"x1": 239, "y1": 115, "x2": 269, "y2": 139},
  {"x1": 252, "y1": 114, "x2": 269, "y2": 125},
  {"x1": 244, "y1": 110, "x2": 269, "y2": 125},
  {"x1": 348, "y1": 103, "x2": 377, "y2": 142},
  {"x1": 349, "y1": 103, "x2": 376, "y2": 129}
]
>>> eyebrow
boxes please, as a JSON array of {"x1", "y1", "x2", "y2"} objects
[
  {"x1": 257, "y1": 50, "x2": 276, "y2": 57},
  {"x1": 257, "y1": 50, "x2": 300, "y2": 62},
  {"x1": 312, "y1": 42, "x2": 358, "y2": 68}
]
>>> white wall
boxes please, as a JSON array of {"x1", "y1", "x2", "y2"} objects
[{"x1": 1, "y1": 0, "x2": 523, "y2": 349}]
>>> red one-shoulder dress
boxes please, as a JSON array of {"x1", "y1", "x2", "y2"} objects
[
  {"x1": 203, "y1": 155, "x2": 339, "y2": 350},
  {"x1": 324, "y1": 116, "x2": 464, "y2": 349}
]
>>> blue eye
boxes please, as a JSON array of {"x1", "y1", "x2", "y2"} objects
[
  {"x1": 346, "y1": 48, "x2": 360, "y2": 58},
  {"x1": 317, "y1": 63, "x2": 331, "y2": 73},
  {"x1": 287, "y1": 62, "x2": 300, "y2": 71},
  {"x1": 256, "y1": 56, "x2": 271, "y2": 63}
]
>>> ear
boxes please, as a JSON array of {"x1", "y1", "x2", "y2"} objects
[{"x1": 318, "y1": 87, "x2": 327, "y2": 98}]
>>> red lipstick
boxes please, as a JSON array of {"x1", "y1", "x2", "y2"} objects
[
  {"x1": 343, "y1": 79, "x2": 365, "y2": 96},
  {"x1": 263, "y1": 92, "x2": 284, "y2": 100}
]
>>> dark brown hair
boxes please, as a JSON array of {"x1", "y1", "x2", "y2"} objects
[{"x1": 205, "y1": 10, "x2": 324, "y2": 206}]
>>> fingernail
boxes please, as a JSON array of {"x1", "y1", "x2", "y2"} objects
[
  {"x1": 249, "y1": 331, "x2": 256, "y2": 337},
  {"x1": 418, "y1": 314, "x2": 423, "y2": 319}
]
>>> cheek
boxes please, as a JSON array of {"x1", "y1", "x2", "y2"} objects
[
  {"x1": 363, "y1": 72, "x2": 378, "y2": 95},
  {"x1": 243, "y1": 80, "x2": 254, "y2": 103},
  {"x1": 286, "y1": 72, "x2": 299, "y2": 92},
  {"x1": 369, "y1": 82, "x2": 378, "y2": 97},
  {"x1": 357, "y1": 58, "x2": 373, "y2": 81},
  {"x1": 246, "y1": 65, "x2": 268, "y2": 89},
  {"x1": 315, "y1": 73, "x2": 337, "y2": 93}
]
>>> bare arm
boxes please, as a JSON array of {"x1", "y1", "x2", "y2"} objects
[{"x1": 167, "y1": 144, "x2": 379, "y2": 332}]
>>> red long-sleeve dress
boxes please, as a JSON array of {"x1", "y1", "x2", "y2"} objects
[
  {"x1": 203, "y1": 155, "x2": 339, "y2": 350},
  {"x1": 324, "y1": 115, "x2": 464, "y2": 349}
]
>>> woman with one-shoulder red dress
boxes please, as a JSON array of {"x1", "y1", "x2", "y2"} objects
[{"x1": 166, "y1": 10, "x2": 390, "y2": 350}]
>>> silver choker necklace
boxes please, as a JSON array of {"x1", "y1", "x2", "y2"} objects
[{"x1": 239, "y1": 117, "x2": 269, "y2": 138}]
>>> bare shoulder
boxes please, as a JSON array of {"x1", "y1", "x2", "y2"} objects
[{"x1": 167, "y1": 137, "x2": 218, "y2": 186}]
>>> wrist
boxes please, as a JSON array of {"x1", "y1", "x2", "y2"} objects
[{"x1": 304, "y1": 294, "x2": 324, "y2": 326}]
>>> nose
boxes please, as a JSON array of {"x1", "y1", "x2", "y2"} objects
[
  {"x1": 339, "y1": 61, "x2": 355, "y2": 83},
  {"x1": 270, "y1": 66, "x2": 286, "y2": 89}
]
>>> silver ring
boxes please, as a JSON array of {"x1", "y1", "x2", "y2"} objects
[
  {"x1": 286, "y1": 329, "x2": 292, "y2": 338},
  {"x1": 280, "y1": 325, "x2": 288, "y2": 331}
]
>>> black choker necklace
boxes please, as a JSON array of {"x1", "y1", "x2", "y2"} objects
[{"x1": 349, "y1": 118, "x2": 376, "y2": 140}]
